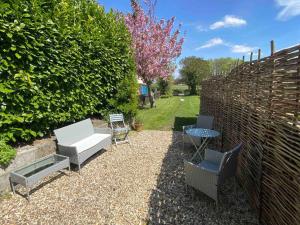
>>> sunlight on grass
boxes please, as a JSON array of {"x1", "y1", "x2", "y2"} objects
[{"x1": 137, "y1": 96, "x2": 200, "y2": 131}]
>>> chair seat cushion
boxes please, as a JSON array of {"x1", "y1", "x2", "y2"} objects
[
  {"x1": 71, "y1": 133, "x2": 111, "y2": 153},
  {"x1": 198, "y1": 160, "x2": 219, "y2": 174}
]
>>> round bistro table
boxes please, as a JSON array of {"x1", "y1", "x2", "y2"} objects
[{"x1": 186, "y1": 128, "x2": 220, "y2": 161}]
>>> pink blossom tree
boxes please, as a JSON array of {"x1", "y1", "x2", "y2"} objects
[{"x1": 125, "y1": 0, "x2": 184, "y2": 107}]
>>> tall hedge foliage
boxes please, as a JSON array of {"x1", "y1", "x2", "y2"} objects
[{"x1": 0, "y1": 0, "x2": 138, "y2": 142}]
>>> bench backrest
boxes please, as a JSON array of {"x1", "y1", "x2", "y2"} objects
[
  {"x1": 109, "y1": 113, "x2": 125, "y2": 129},
  {"x1": 54, "y1": 119, "x2": 94, "y2": 145}
]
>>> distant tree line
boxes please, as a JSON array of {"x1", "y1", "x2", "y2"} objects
[{"x1": 176, "y1": 56, "x2": 238, "y2": 95}]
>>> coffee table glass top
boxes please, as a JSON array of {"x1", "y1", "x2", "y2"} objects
[{"x1": 14, "y1": 154, "x2": 67, "y2": 178}]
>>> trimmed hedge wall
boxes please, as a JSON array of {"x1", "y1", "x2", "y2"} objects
[{"x1": 0, "y1": 0, "x2": 137, "y2": 142}]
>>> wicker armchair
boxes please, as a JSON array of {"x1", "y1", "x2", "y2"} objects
[{"x1": 184, "y1": 143, "x2": 242, "y2": 206}]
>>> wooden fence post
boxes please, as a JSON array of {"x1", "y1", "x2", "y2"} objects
[
  {"x1": 259, "y1": 40, "x2": 276, "y2": 222},
  {"x1": 294, "y1": 52, "x2": 299, "y2": 127}
]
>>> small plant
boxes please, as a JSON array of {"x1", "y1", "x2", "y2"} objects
[
  {"x1": 133, "y1": 114, "x2": 144, "y2": 131},
  {"x1": 134, "y1": 115, "x2": 143, "y2": 124},
  {"x1": 0, "y1": 138, "x2": 16, "y2": 167}
]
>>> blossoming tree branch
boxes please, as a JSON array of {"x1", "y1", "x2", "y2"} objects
[{"x1": 125, "y1": 0, "x2": 184, "y2": 107}]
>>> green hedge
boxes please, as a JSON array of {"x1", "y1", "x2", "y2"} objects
[
  {"x1": 0, "y1": 0, "x2": 137, "y2": 142},
  {"x1": 0, "y1": 137, "x2": 16, "y2": 166}
]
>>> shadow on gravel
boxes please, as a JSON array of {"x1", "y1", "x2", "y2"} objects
[
  {"x1": 77, "y1": 149, "x2": 108, "y2": 171},
  {"x1": 15, "y1": 173, "x2": 65, "y2": 198},
  {"x1": 146, "y1": 131, "x2": 258, "y2": 225}
]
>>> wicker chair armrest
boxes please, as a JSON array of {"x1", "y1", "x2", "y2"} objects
[{"x1": 184, "y1": 160, "x2": 219, "y2": 185}]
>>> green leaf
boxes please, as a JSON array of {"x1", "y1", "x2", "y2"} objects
[
  {"x1": 15, "y1": 53, "x2": 21, "y2": 59},
  {"x1": 0, "y1": 84, "x2": 14, "y2": 93}
]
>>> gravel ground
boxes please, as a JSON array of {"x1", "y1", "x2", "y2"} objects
[{"x1": 0, "y1": 131, "x2": 258, "y2": 225}]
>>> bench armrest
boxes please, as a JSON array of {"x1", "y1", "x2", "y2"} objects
[
  {"x1": 94, "y1": 127, "x2": 112, "y2": 135},
  {"x1": 57, "y1": 144, "x2": 78, "y2": 156}
]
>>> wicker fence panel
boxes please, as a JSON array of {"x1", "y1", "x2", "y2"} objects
[{"x1": 200, "y1": 44, "x2": 300, "y2": 225}]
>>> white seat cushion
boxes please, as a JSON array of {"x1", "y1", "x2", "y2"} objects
[{"x1": 71, "y1": 133, "x2": 110, "y2": 153}]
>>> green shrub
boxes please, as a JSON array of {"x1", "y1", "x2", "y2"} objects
[
  {"x1": 0, "y1": 0, "x2": 137, "y2": 142},
  {"x1": 157, "y1": 75, "x2": 173, "y2": 97},
  {"x1": 0, "y1": 139, "x2": 16, "y2": 166},
  {"x1": 108, "y1": 70, "x2": 138, "y2": 120},
  {"x1": 172, "y1": 89, "x2": 184, "y2": 96},
  {"x1": 184, "y1": 89, "x2": 190, "y2": 96}
]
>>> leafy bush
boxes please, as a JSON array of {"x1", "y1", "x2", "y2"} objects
[
  {"x1": 0, "y1": 0, "x2": 137, "y2": 142},
  {"x1": 172, "y1": 89, "x2": 184, "y2": 96},
  {"x1": 184, "y1": 89, "x2": 190, "y2": 96},
  {"x1": 0, "y1": 139, "x2": 16, "y2": 166},
  {"x1": 108, "y1": 72, "x2": 138, "y2": 120},
  {"x1": 157, "y1": 75, "x2": 173, "y2": 97}
]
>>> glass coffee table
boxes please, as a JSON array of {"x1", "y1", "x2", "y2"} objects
[{"x1": 10, "y1": 154, "x2": 70, "y2": 201}]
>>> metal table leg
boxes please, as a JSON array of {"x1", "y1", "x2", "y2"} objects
[
  {"x1": 26, "y1": 186, "x2": 30, "y2": 201},
  {"x1": 9, "y1": 177, "x2": 15, "y2": 195},
  {"x1": 189, "y1": 136, "x2": 209, "y2": 162}
]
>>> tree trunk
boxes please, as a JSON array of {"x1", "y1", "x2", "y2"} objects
[{"x1": 190, "y1": 84, "x2": 197, "y2": 95}]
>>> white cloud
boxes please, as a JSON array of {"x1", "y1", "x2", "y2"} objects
[
  {"x1": 275, "y1": 0, "x2": 300, "y2": 20},
  {"x1": 209, "y1": 15, "x2": 247, "y2": 30},
  {"x1": 196, "y1": 25, "x2": 207, "y2": 32},
  {"x1": 231, "y1": 45, "x2": 255, "y2": 53},
  {"x1": 196, "y1": 38, "x2": 256, "y2": 54},
  {"x1": 196, "y1": 38, "x2": 224, "y2": 50}
]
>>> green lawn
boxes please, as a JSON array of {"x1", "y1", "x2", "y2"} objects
[{"x1": 137, "y1": 96, "x2": 200, "y2": 131}]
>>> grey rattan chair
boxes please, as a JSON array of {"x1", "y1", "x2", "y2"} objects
[
  {"x1": 184, "y1": 143, "x2": 242, "y2": 206},
  {"x1": 109, "y1": 113, "x2": 130, "y2": 145},
  {"x1": 182, "y1": 115, "x2": 214, "y2": 148}
]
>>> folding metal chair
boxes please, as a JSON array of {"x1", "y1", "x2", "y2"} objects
[{"x1": 109, "y1": 113, "x2": 130, "y2": 145}]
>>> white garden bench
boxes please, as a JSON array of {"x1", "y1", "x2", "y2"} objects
[{"x1": 54, "y1": 119, "x2": 112, "y2": 173}]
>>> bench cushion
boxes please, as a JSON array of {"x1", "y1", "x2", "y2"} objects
[{"x1": 71, "y1": 133, "x2": 111, "y2": 153}]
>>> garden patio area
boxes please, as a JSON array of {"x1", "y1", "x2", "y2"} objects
[
  {"x1": 0, "y1": 131, "x2": 257, "y2": 225},
  {"x1": 0, "y1": 1, "x2": 299, "y2": 225}
]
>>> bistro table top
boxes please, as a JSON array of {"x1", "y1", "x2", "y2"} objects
[{"x1": 186, "y1": 128, "x2": 220, "y2": 138}]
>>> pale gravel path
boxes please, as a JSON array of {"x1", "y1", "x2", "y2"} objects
[{"x1": 0, "y1": 131, "x2": 258, "y2": 225}]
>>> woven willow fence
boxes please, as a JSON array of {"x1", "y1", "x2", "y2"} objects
[{"x1": 201, "y1": 42, "x2": 300, "y2": 225}]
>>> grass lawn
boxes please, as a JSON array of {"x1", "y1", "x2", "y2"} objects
[{"x1": 137, "y1": 96, "x2": 200, "y2": 131}]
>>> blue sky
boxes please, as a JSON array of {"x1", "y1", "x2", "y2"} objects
[{"x1": 98, "y1": 0, "x2": 300, "y2": 75}]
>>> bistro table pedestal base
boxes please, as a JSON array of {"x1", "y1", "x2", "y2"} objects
[{"x1": 186, "y1": 128, "x2": 220, "y2": 163}]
